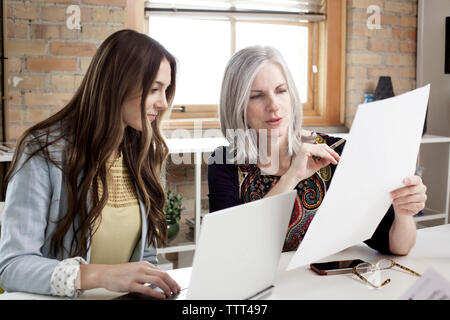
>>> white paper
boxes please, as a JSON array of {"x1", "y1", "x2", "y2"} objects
[
  {"x1": 399, "y1": 268, "x2": 450, "y2": 300},
  {"x1": 287, "y1": 85, "x2": 430, "y2": 270}
]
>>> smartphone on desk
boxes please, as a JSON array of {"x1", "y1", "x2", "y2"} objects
[{"x1": 310, "y1": 259, "x2": 366, "y2": 275}]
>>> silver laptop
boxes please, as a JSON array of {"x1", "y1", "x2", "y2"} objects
[
  {"x1": 184, "y1": 190, "x2": 296, "y2": 299},
  {"x1": 116, "y1": 190, "x2": 296, "y2": 300}
]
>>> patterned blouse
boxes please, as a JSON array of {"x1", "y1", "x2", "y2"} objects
[{"x1": 207, "y1": 132, "x2": 394, "y2": 253}]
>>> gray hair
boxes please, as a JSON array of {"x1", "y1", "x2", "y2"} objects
[{"x1": 219, "y1": 46, "x2": 303, "y2": 164}]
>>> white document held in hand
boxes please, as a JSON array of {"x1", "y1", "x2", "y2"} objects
[{"x1": 287, "y1": 84, "x2": 430, "y2": 271}]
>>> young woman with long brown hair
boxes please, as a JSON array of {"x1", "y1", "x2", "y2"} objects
[{"x1": 0, "y1": 29, "x2": 181, "y2": 299}]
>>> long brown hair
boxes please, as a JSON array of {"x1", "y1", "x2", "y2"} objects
[{"x1": 6, "y1": 29, "x2": 176, "y2": 258}]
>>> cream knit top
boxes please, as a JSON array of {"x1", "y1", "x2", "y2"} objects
[{"x1": 89, "y1": 153, "x2": 142, "y2": 264}]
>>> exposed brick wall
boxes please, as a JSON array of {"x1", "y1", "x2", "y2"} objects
[
  {"x1": 5, "y1": 0, "x2": 206, "y2": 221},
  {"x1": 345, "y1": 0, "x2": 418, "y2": 128},
  {"x1": 6, "y1": 0, "x2": 125, "y2": 141}
]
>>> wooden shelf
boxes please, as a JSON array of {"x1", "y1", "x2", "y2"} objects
[
  {"x1": 414, "y1": 208, "x2": 447, "y2": 222},
  {"x1": 333, "y1": 133, "x2": 450, "y2": 144},
  {"x1": 0, "y1": 154, "x2": 13, "y2": 162},
  {"x1": 417, "y1": 218, "x2": 446, "y2": 229},
  {"x1": 420, "y1": 134, "x2": 450, "y2": 144}
]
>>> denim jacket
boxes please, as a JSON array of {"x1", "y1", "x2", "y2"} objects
[{"x1": 0, "y1": 136, "x2": 157, "y2": 295}]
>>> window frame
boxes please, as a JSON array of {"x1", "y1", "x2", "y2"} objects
[
  {"x1": 233, "y1": 19, "x2": 317, "y2": 113},
  {"x1": 300, "y1": 0, "x2": 345, "y2": 127},
  {"x1": 127, "y1": 0, "x2": 345, "y2": 129}
]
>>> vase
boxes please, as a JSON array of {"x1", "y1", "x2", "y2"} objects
[
  {"x1": 363, "y1": 93, "x2": 374, "y2": 103},
  {"x1": 167, "y1": 222, "x2": 180, "y2": 243},
  {"x1": 374, "y1": 76, "x2": 394, "y2": 101}
]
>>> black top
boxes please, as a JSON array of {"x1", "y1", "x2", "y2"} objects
[{"x1": 207, "y1": 133, "x2": 395, "y2": 254}]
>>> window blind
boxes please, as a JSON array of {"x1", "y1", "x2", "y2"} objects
[{"x1": 145, "y1": 0, "x2": 327, "y2": 22}]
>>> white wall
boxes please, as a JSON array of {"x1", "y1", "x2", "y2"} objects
[{"x1": 416, "y1": 0, "x2": 450, "y2": 222}]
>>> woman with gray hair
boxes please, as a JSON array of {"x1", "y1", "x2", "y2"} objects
[{"x1": 208, "y1": 46, "x2": 426, "y2": 255}]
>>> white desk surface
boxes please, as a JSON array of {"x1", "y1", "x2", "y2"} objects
[
  {"x1": 272, "y1": 223, "x2": 450, "y2": 300},
  {"x1": 1, "y1": 224, "x2": 449, "y2": 300}
]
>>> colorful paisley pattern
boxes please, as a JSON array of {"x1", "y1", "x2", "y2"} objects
[{"x1": 239, "y1": 133, "x2": 345, "y2": 252}]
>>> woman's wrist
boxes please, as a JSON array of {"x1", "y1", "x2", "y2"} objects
[
  {"x1": 279, "y1": 171, "x2": 301, "y2": 190},
  {"x1": 79, "y1": 263, "x2": 106, "y2": 290},
  {"x1": 51, "y1": 257, "x2": 87, "y2": 297}
]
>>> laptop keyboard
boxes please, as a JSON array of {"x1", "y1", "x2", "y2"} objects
[
  {"x1": 113, "y1": 285, "x2": 188, "y2": 300},
  {"x1": 167, "y1": 287, "x2": 188, "y2": 300}
]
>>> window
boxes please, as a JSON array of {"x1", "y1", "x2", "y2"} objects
[
  {"x1": 149, "y1": 17, "x2": 231, "y2": 106},
  {"x1": 144, "y1": 0, "x2": 344, "y2": 129}
]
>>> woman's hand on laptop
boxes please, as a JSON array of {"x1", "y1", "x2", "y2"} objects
[{"x1": 80, "y1": 261, "x2": 181, "y2": 299}]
